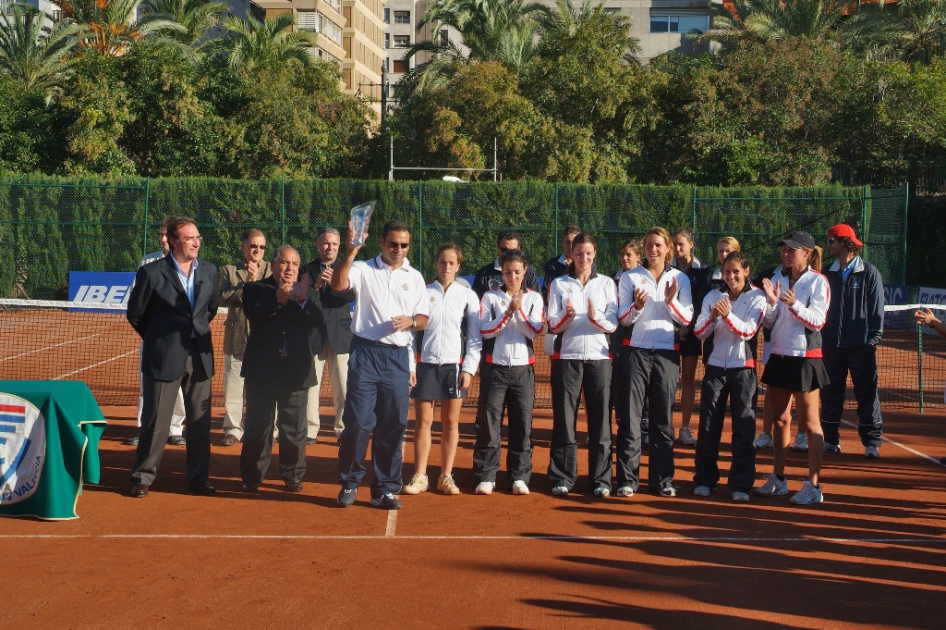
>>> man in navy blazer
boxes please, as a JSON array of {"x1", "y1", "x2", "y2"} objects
[{"x1": 126, "y1": 217, "x2": 220, "y2": 498}]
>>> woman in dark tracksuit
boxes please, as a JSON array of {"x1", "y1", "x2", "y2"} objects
[
  {"x1": 671, "y1": 227, "x2": 707, "y2": 446},
  {"x1": 612, "y1": 240, "x2": 649, "y2": 448},
  {"x1": 546, "y1": 233, "x2": 618, "y2": 499},
  {"x1": 692, "y1": 251, "x2": 766, "y2": 502},
  {"x1": 616, "y1": 227, "x2": 694, "y2": 498}
]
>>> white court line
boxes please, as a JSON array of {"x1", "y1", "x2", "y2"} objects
[
  {"x1": 841, "y1": 419, "x2": 946, "y2": 466},
  {"x1": 0, "y1": 333, "x2": 104, "y2": 363},
  {"x1": 52, "y1": 349, "x2": 138, "y2": 380},
  {"x1": 1, "y1": 534, "x2": 945, "y2": 543},
  {"x1": 385, "y1": 511, "x2": 397, "y2": 537}
]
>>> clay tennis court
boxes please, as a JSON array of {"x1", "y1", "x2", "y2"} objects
[{"x1": 3, "y1": 401, "x2": 946, "y2": 629}]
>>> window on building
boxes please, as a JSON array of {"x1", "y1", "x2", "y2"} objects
[
  {"x1": 393, "y1": 35, "x2": 410, "y2": 47},
  {"x1": 384, "y1": 33, "x2": 390, "y2": 48},
  {"x1": 603, "y1": 8, "x2": 619, "y2": 15},
  {"x1": 439, "y1": 29, "x2": 448, "y2": 46},
  {"x1": 297, "y1": 11, "x2": 318, "y2": 31},
  {"x1": 650, "y1": 14, "x2": 710, "y2": 33},
  {"x1": 383, "y1": 8, "x2": 389, "y2": 23},
  {"x1": 394, "y1": 10, "x2": 410, "y2": 23},
  {"x1": 393, "y1": 59, "x2": 407, "y2": 73}
]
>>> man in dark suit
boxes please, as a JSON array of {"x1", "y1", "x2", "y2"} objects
[
  {"x1": 126, "y1": 217, "x2": 220, "y2": 498},
  {"x1": 471, "y1": 230, "x2": 540, "y2": 300},
  {"x1": 240, "y1": 245, "x2": 324, "y2": 493},
  {"x1": 302, "y1": 227, "x2": 356, "y2": 444}
]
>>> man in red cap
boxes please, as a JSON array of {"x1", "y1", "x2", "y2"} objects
[{"x1": 821, "y1": 224, "x2": 884, "y2": 458}]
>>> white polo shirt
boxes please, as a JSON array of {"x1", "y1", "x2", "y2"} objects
[{"x1": 346, "y1": 255, "x2": 429, "y2": 347}]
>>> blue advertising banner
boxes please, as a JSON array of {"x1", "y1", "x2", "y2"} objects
[
  {"x1": 883, "y1": 284, "x2": 909, "y2": 330},
  {"x1": 68, "y1": 272, "x2": 136, "y2": 313}
]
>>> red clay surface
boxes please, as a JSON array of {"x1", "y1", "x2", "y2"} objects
[{"x1": 3, "y1": 405, "x2": 946, "y2": 629}]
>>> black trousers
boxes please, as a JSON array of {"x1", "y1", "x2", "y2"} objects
[
  {"x1": 132, "y1": 343, "x2": 211, "y2": 488},
  {"x1": 548, "y1": 359, "x2": 612, "y2": 492},
  {"x1": 617, "y1": 347, "x2": 679, "y2": 492},
  {"x1": 693, "y1": 365, "x2": 757, "y2": 494},
  {"x1": 820, "y1": 344, "x2": 883, "y2": 447},
  {"x1": 473, "y1": 364, "x2": 535, "y2": 488},
  {"x1": 240, "y1": 379, "x2": 308, "y2": 487},
  {"x1": 614, "y1": 346, "x2": 650, "y2": 444}
]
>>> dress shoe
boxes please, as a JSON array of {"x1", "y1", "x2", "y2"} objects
[
  {"x1": 337, "y1": 487, "x2": 357, "y2": 507},
  {"x1": 190, "y1": 481, "x2": 216, "y2": 495},
  {"x1": 168, "y1": 435, "x2": 186, "y2": 446},
  {"x1": 285, "y1": 479, "x2": 303, "y2": 492},
  {"x1": 241, "y1": 482, "x2": 258, "y2": 493},
  {"x1": 131, "y1": 484, "x2": 149, "y2": 498},
  {"x1": 123, "y1": 436, "x2": 139, "y2": 446},
  {"x1": 306, "y1": 437, "x2": 318, "y2": 446},
  {"x1": 220, "y1": 433, "x2": 239, "y2": 447}
]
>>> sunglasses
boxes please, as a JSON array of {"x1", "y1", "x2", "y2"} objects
[
  {"x1": 387, "y1": 242, "x2": 410, "y2": 250},
  {"x1": 827, "y1": 237, "x2": 839, "y2": 244},
  {"x1": 248, "y1": 244, "x2": 266, "y2": 250}
]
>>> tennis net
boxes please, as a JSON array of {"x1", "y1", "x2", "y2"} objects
[{"x1": 1, "y1": 299, "x2": 943, "y2": 411}]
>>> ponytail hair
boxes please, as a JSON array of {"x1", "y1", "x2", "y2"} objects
[
  {"x1": 809, "y1": 246, "x2": 823, "y2": 272},
  {"x1": 565, "y1": 232, "x2": 597, "y2": 274}
]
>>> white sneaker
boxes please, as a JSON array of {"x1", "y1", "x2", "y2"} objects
[
  {"x1": 474, "y1": 481, "x2": 495, "y2": 495},
  {"x1": 732, "y1": 491, "x2": 751, "y2": 502},
  {"x1": 790, "y1": 480, "x2": 824, "y2": 505},
  {"x1": 551, "y1": 485, "x2": 569, "y2": 496},
  {"x1": 678, "y1": 426, "x2": 697, "y2": 446},
  {"x1": 755, "y1": 473, "x2": 789, "y2": 497},
  {"x1": 593, "y1": 487, "x2": 610, "y2": 499},
  {"x1": 693, "y1": 485, "x2": 711, "y2": 497},
  {"x1": 511, "y1": 480, "x2": 530, "y2": 495},
  {"x1": 401, "y1": 473, "x2": 428, "y2": 495},
  {"x1": 865, "y1": 445, "x2": 881, "y2": 459},
  {"x1": 615, "y1": 485, "x2": 634, "y2": 498},
  {"x1": 792, "y1": 432, "x2": 808, "y2": 451},
  {"x1": 754, "y1": 432, "x2": 773, "y2": 448}
]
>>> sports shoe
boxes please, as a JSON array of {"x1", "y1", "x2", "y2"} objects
[
  {"x1": 551, "y1": 485, "x2": 569, "y2": 496},
  {"x1": 824, "y1": 442, "x2": 841, "y2": 454},
  {"x1": 789, "y1": 480, "x2": 824, "y2": 505},
  {"x1": 615, "y1": 485, "x2": 634, "y2": 497},
  {"x1": 792, "y1": 432, "x2": 808, "y2": 451},
  {"x1": 437, "y1": 474, "x2": 461, "y2": 495},
  {"x1": 659, "y1": 484, "x2": 677, "y2": 498},
  {"x1": 371, "y1": 493, "x2": 403, "y2": 509},
  {"x1": 732, "y1": 491, "x2": 750, "y2": 502},
  {"x1": 337, "y1": 487, "x2": 357, "y2": 507},
  {"x1": 755, "y1": 473, "x2": 789, "y2": 497},
  {"x1": 401, "y1": 473, "x2": 429, "y2": 495},
  {"x1": 693, "y1": 485, "x2": 711, "y2": 497},
  {"x1": 220, "y1": 433, "x2": 239, "y2": 447},
  {"x1": 678, "y1": 426, "x2": 696, "y2": 446},
  {"x1": 475, "y1": 481, "x2": 495, "y2": 495},
  {"x1": 511, "y1": 480, "x2": 530, "y2": 495},
  {"x1": 754, "y1": 431, "x2": 773, "y2": 448},
  {"x1": 865, "y1": 445, "x2": 881, "y2": 459},
  {"x1": 593, "y1": 487, "x2": 610, "y2": 499}
]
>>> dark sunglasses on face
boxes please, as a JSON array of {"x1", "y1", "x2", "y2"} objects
[
  {"x1": 387, "y1": 242, "x2": 410, "y2": 250},
  {"x1": 827, "y1": 237, "x2": 839, "y2": 244},
  {"x1": 248, "y1": 244, "x2": 266, "y2": 250}
]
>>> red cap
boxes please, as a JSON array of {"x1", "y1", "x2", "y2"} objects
[{"x1": 827, "y1": 224, "x2": 863, "y2": 247}]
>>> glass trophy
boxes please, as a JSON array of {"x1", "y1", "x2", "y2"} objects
[{"x1": 350, "y1": 201, "x2": 376, "y2": 246}]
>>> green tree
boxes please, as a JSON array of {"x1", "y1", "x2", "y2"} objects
[
  {"x1": 844, "y1": 0, "x2": 946, "y2": 64},
  {"x1": 694, "y1": 0, "x2": 853, "y2": 46},
  {"x1": 58, "y1": 0, "x2": 186, "y2": 57},
  {"x1": 140, "y1": 0, "x2": 227, "y2": 50},
  {"x1": 0, "y1": 4, "x2": 84, "y2": 94},
  {"x1": 205, "y1": 14, "x2": 315, "y2": 72}
]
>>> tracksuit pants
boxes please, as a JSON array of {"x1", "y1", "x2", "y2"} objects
[
  {"x1": 240, "y1": 380, "x2": 308, "y2": 487},
  {"x1": 820, "y1": 344, "x2": 883, "y2": 447},
  {"x1": 614, "y1": 346, "x2": 650, "y2": 446},
  {"x1": 693, "y1": 365, "x2": 756, "y2": 494},
  {"x1": 617, "y1": 347, "x2": 679, "y2": 493},
  {"x1": 473, "y1": 364, "x2": 535, "y2": 489},
  {"x1": 338, "y1": 337, "x2": 411, "y2": 498},
  {"x1": 548, "y1": 359, "x2": 612, "y2": 492}
]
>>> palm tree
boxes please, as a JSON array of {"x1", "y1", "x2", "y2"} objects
[
  {"x1": 536, "y1": 0, "x2": 641, "y2": 60},
  {"x1": 0, "y1": 4, "x2": 84, "y2": 92},
  {"x1": 845, "y1": 0, "x2": 946, "y2": 63},
  {"x1": 693, "y1": 0, "x2": 854, "y2": 46},
  {"x1": 140, "y1": 0, "x2": 227, "y2": 50},
  {"x1": 58, "y1": 0, "x2": 186, "y2": 57},
  {"x1": 205, "y1": 14, "x2": 316, "y2": 72}
]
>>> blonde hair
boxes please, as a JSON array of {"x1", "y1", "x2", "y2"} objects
[
  {"x1": 717, "y1": 236, "x2": 741, "y2": 252},
  {"x1": 644, "y1": 227, "x2": 674, "y2": 266},
  {"x1": 810, "y1": 246, "x2": 823, "y2": 272}
]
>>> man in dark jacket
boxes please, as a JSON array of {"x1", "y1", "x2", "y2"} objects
[
  {"x1": 239, "y1": 246, "x2": 324, "y2": 493},
  {"x1": 820, "y1": 224, "x2": 884, "y2": 458},
  {"x1": 126, "y1": 217, "x2": 220, "y2": 498},
  {"x1": 303, "y1": 227, "x2": 356, "y2": 444},
  {"x1": 471, "y1": 230, "x2": 540, "y2": 300}
]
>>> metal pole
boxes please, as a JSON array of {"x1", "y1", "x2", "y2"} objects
[
  {"x1": 554, "y1": 182, "x2": 560, "y2": 257},
  {"x1": 142, "y1": 177, "x2": 150, "y2": 261},
  {"x1": 493, "y1": 137, "x2": 498, "y2": 182},
  {"x1": 380, "y1": 63, "x2": 387, "y2": 128},
  {"x1": 691, "y1": 187, "x2": 697, "y2": 231},
  {"x1": 903, "y1": 182, "x2": 910, "y2": 285},
  {"x1": 919, "y1": 314, "x2": 925, "y2": 413},
  {"x1": 417, "y1": 181, "x2": 423, "y2": 274},
  {"x1": 280, "y1": 178, "x2": 286, "y2": 243},
  {"x1": 389, "y1": 136, "x2": 395, "y2": 181}
]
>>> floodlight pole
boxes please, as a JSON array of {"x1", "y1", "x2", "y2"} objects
[{"x1": 389, "y1": 136, "x2": 395, "y2": 181}]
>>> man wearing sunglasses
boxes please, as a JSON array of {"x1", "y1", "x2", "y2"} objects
[
  {"x1": 821, "y1": 224, "x2": 884, "y2": 459},
  {"x1": 218, "y1": 228, "x2": 273, "y2": 446}
]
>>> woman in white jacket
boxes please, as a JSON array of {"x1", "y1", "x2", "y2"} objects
[
  {"x1": 403, "y1": 244, "x2": 482, "y2": 496},
  {"x1": 616, "y1": 227, "x2": 694, "y2": 498},
  {"x1": 546, "y1": 233, "x2": 619, "y2": 498},
  {"x1": 692, "y1": 251, "x2": 766, "y2": 502},
  {"x1": 473, "y1": 249, "x2": 544, "y2": 496},
  {"x1": 756, "y1": 231, "x2": 829, "y2": 505}
]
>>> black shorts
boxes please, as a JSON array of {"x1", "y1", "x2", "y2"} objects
[
  {"x1": 761, "y1": 354, "x2": 830, "y2": 393},
  {"x1": 410, "y1": 363, "x2": 467, "y2": 400},
  {"x1": 678, "y1": 333, "x2": 702, "y2": 357}
]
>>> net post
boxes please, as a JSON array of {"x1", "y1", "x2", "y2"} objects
[
  {"x1": 141, "y1": 177, "x2": 150, "y2": 262},
  {"x1": 903, "y1": 183, "x2": 909, "y2": 285},
  {"x1": 918, "y1": 313, "x2": 925, "y2": 414}
]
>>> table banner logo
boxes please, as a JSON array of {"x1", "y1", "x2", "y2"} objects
[{"x1": 0, "y1": 394, "x2": 45, "y2": 504}]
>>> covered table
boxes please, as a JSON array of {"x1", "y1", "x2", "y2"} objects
[{"x1": 0, "y1": 380, "x2": 107, "y2": 520}]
